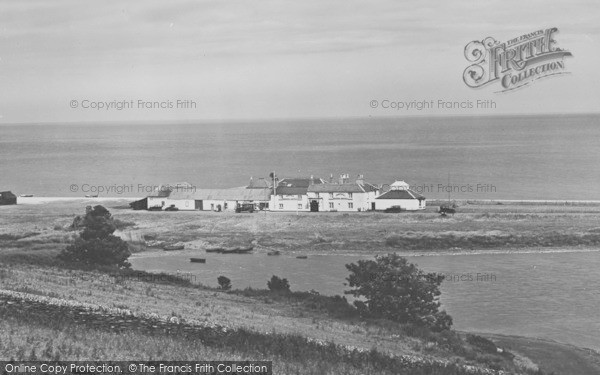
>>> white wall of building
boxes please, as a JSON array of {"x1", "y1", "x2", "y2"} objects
[
  {"x1": 307, "y1": 191, "x2": 377, "y2": 212},
  {"x1": 270, "y1": 194, "x2": 310, "y2": 211},
  {"x1": 147, "y1": 197, "x2": 168, "y2": 209},
  {"x1": 150, "y1": 197, "x2": 268, "y2": 211},
  {"x1": 374, "y1": 198, "x2": 426, "y2": 211}
]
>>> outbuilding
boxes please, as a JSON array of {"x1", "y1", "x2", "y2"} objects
[
  {"x1": 0, "y1": 191, "x2": 17, "y2": 205},
  {"x1": 165, "y1": 187, "x2": 271, "y2": 211},
  {"x1": 375, "y1": 181, "x2": 426, "y2": 211}
]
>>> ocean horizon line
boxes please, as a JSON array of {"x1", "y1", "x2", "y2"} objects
[{"x1": 1, "y1": 111, "x2": 599, "y2": 127}]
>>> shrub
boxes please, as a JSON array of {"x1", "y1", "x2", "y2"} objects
[
  {"x1": 466, "y1": 334, "x2": 497, "y2": 353},
  {"x1": 217, "y1": 276, "x2": 232, "y2": 290},
  {"x1": 267, "y1": 275, "x2": 290, "y2": 292},
  {"x1": 345, "y1": 253, "x2": 452, "y2": 331},
  {"x1": 59, "y1": 206, "x2": 131, "y2": 269}
]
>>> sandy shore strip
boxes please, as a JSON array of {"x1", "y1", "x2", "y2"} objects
[
  {"x1": 129, "y1": 245, "x2": 600, "y2": 260},
  {"x1": 16, "y1": 196, "x2": 139, "y2": 205}
]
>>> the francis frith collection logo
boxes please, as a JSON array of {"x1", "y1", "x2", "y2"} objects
[{"x1": 463, "y1": 27, "x2": 572, "y2": 92}]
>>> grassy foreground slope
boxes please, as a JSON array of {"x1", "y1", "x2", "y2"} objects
[{"x1": 1, "y1": 262, "x2": 600, "y2": 374}]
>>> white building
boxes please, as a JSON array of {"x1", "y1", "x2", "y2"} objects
[
  {"x1": 270, "y1": 177, "x2": 325, "y2": 212},
  {"x1": 307, "y1": 175, "x2": 379, "y2": 212},
  {"x1": 374, "y1": 181, "x2": 426, "y2": 211},
  {"x1": 164, "y1": 188, "x2": 271, "y2": 211}
]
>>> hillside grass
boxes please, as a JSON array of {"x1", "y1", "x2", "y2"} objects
[{"x1": 0, "y1": 262, "x2": 546, "y2": 374}]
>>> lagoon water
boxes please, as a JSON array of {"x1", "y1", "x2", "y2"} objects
[
  {"x1": 131, "y1": 250, "x2": 600, "y2": 351},
  {"x1": 1, "y1": 114, "x2": 599, "y2": 200}
]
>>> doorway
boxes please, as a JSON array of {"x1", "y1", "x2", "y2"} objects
[{"x1": 310, "y1": 200, "x2": 319, "y2": 212}]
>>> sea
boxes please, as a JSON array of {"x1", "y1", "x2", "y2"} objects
[{"x1": 1, "y1": 113, "x2": 599, "y2": 200}]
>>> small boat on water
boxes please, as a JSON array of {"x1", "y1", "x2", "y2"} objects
[
  {"x1": 190, "y1": 258, "x2": 206, "y2": 263},
  {"x1": 296, "y1": 255, "x2": 308, "y2": 259},
  {"x1": 19, "y1": 194, "x2": 34, "y2": 197},
  {"x1": 221, "y1": 246, "x2": 254, "y2": 254},
  {"x1": 267, "y1": 250, "x2": 281, "y2": 256},
  {"x1": 205, "y1": 247, "x2": 224, "y2": 253},
  {"x1": 164, "y1": 244, "x2": 185, "y2": 251},
  {"x1": 204, "y1": 246, "x2": 253, "y2": 254}
]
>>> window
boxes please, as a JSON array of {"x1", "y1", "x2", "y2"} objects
[
  {"x1": 279, "y1": 204, "x2": 284, "y2": 209},
  {"x1": 329, "y1": 202, "x2": 334, "y2": 209},
  {"x1": 348, "y1": 202, "x2": 353, "y2": 209},
  {"x1": 348, "y1": 193, "x2": 353, "y2": 199},
  {"x1": 298, "y1": 203, "x2": 302, "y2": 209},
  {"x1": 298, "y1": 195, "x2": 302, "y2": 200},
  {"x1": 329, "y1": 193, "x2": 334, "y2": 199}
]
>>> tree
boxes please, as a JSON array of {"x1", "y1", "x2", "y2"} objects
[
  {"x1": 267, "y1": 275, "x2": 290, "y2": 292},
  {"x1": 217, "y1": 276, "x2": 232, "y2": 290},
  {"x1": 59, "y1": 205, "x2": 131, "y2": 268},
  {"x1": 345, "y1": 253, "x2": 452, "y2": 331}
]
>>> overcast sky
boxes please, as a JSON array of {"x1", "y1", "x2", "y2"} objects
[{"x1": 0, "y1": 0, "x2": 598, "y2": 124}]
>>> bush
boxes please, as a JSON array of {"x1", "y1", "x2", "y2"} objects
[
  {"x1": 345, "y1": 253, "x2": 452, "y2": 331},
  {"x1": 59, "y1": 206, "x2": 131, "y2": 269},
  {"x1": 217, "y1": 276, "x2": 232, "y2": 290},
  {"x1": 267, "y1": 275, "x2": 290, "y2": 292},
  {"x1": 466, "y1": 334, "x2": 497, "y2": 353}
]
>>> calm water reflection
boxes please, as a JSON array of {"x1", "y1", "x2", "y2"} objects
[{"x1": 131, "y1": 250, "x2": 600, "y2": 350}]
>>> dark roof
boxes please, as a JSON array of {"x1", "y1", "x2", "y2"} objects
[
  {"x1": 129, "y1": 198, "x2": 148, "y2": 210},
  {"x1": 0, "y1": 191, "x2": 16, "y2": 198},
  {"x1": 275, "y1": 186, "x2": 308, "y2": 196},
  {"x1": 308, "y1": 181, "x2": 379, "y2": 193},
  {"x1": 277, "y1": 177, "x2": 323, "y2": 188},
  {"x1": 147, "y1": 189, "x2": 171, "y2": 198},
  {"x1": 169, "y1": 188, "x2": 271, "y2": 201},
  {"x1": 376, "y1": 189, "x2": 425, "y2": 200},
  {"x1": 247, "y1": 178, "x2": 271, "y2": 189}
]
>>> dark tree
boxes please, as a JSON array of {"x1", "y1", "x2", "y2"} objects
[
  {"x1": 59, "y1": 205, "x2": 131, "y2": 268},
  {"x1": 217, "y1": 276, "x2": 232, "y2": 290},
  {"x1": 345, "y1": 253, "x2": 452, "y2": 331},
  {"x1": 267, "y1": 275, "x2": 290, "y2": 292}
]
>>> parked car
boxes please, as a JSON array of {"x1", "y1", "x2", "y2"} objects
[
  {"x1": 235, "y1": 203, "x2": 255, "y2": 213},
  {"x1": 164, "y1": 205, "x2": 179, "y2": 211},
  {"x1": 439, "y1": 206, "x2": 456, "y2": 216}
]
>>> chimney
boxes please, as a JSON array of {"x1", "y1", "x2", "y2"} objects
[
  {"x1": 309, "y1": 175, "x2": 314, "y2": 185},
  {"x1": 356, "y1": 174, "x2": 364, "y2": 185},
  {"x1": 339, "y1": 173, "x2": 349, "y2": 184}
]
